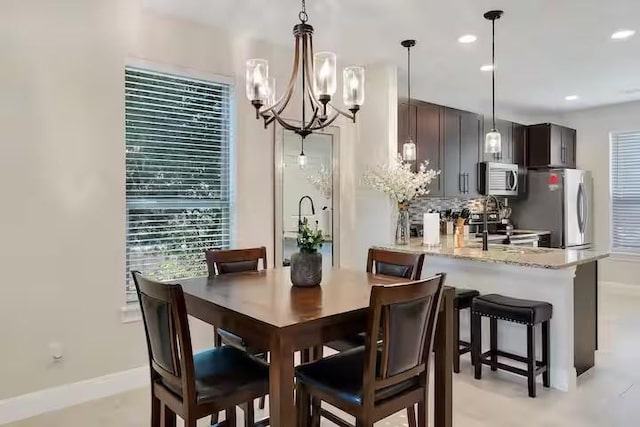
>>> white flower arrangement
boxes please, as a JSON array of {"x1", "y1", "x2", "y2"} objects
[
  {"x1": 303, "y1": 165, "x2": 332, "y2": 200},
  {"x1": 362, "y1": 154, "x2": 440, "y2": 204}
]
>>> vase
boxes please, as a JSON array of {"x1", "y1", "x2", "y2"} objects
[
  {"x1": 290, "y1": 251, "x2": 323, "y2": 287},
  {"x1": 395, "y1": 202, "x2": 411, "y2": 245}
]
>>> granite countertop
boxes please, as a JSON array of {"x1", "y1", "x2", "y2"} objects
[{"x1": 375, "y1": 236, "x2": 609, "y2": 269}]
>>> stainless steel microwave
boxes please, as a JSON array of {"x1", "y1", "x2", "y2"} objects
[{"x1": 479, "y1": 162, "x2": 519, "y2": 197}]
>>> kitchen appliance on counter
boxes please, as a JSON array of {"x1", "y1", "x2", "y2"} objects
[
  {"x1": 479, "y1": 162, "x2": 519, "y2": 197},
  {"x1": 511, "y1": 169, "x2": 593, "y2": 249}
]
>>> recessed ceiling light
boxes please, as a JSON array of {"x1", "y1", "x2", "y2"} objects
[
  {"x1": 480, "y1": 64, "x2": 494, "y2": 72},
  {"x1": 611, "y1": 29, "x2": 636, "y2": 40},
  {"x1": 458, "y1": 34, "x2": 477, "y2": 44},
  {"x1": 565, "y1": 95, "x2": 579, "y2": 101}
]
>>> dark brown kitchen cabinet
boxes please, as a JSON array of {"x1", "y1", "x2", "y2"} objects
[
  {"x1": 527, "y1": 123, "x2": 577, "y2": 168},
  {"x1": 443, "y1": 108, "x2": 481, "y2": 197},
  {"x1": 398, "y1": 100, "x2": 444, "y2": 196}
]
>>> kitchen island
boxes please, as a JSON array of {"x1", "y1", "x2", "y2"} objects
[{"x1": 375, "y1": 238, "x2": 609, "y2": 392}]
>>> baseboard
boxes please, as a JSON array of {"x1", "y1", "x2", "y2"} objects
[
  {"x1": 600, "y1": 281, "x2": 640, "y2": 296},
  {"x1": 0, "y1": 366, "x2": 149, "y2": 425}
]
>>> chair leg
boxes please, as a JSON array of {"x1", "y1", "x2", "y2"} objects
[
  {"x1": 527, "y1": 324, "x2": 537, "y2": 398},
  {"x1": 162, "y1": 405, "x2": 176, "y2": 427},
  {"x1": 472, "y1": 312, "x2": 482, "y2": 380},
  {"x1": 242, "y1": 401, "x2": 255, "y2": 427},
  {"x1": 258, "y1": 396, "x2": 265, "y2": 410},
  {"x1": 151, "y1": 395, "x2": 161, "y2": 427},
  {"x1": 453, "y1": 308, "x2": 460, "y2": 373},
  {"x1": 296, "y1": 382, "x2": 311, "y2": 427},
  {"x1": 417, "y1": 400, "x2": 428, "y2": 427},
  {"x1": 184, "y1": 416, "x2": 197, "y2": 427},
  {"x1": 542, "y1": 320, "x2": 551, "y2": 388},
  {"x1": 210, "y1": 412, "x2": 219, "y2": 426},
  {"x1": 311, "y1": 396, "x2": 321, "y2": 427},
  {"x1": 407, "y1": 404, "x2": 417, "y2": 427},
  {"x1": 226, "y1": 407, "x2": 237, "y2": 425},
  {"x1": 490, "y1": 317, "x2": 498, "y2": 371},
  {"x1": 302, "y1": 348, "x2": 311, "y2": 364}
]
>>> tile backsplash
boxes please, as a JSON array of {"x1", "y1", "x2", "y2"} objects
[{"x1": 408, "y1": 197, "x2": 499, "y2": 224}]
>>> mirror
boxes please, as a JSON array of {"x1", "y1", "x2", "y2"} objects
[{"x1": 275, "y1": 127, "x2": 339, "y2": 268}]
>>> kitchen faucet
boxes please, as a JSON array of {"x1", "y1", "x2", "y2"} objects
[
  {"x1": 482, "y1": 194, "x2": 500, "y2": 251},
  {"x1": 298, "y1": 195, "x2": 316, "y2": 232}
]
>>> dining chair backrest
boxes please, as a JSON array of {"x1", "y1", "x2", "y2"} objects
[
  {"x1": 205, "y1": 246, "x2": 268, "y2": 278},
  {"x1": 361, "y1": 273, "x2": 446, "y2": 406},
  {"x1": 131, "y1": 271, "x2": 196, "y2": 402},
  {"x1": 366, "y1": 248, "x2": 425, "y2": 280}
]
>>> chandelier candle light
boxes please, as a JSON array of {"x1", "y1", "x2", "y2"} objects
[
  {"x1": 245, "y1": 0, "x2": 364, "y2": 140},
  {"x1": 484, "y1": 10, "x2": 504, "y2": 155}
]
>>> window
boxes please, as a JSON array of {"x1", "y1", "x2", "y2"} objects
[
  {"x1": 125, "y1": 66, "x2": 232, "y2": 300},
  {"x1": 610, "y1": 130, "x2": 640, "y2": 254}
]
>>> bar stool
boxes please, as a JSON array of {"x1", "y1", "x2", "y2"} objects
[
  {"x1": 453, "y1": 288, "x2": 480, "y2": 373},
  {"x1": 471, "y1": 294, "x2": 552, "y2": 398}
]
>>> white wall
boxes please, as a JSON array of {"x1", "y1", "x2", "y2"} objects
[
  {"x1": 556, "y1": 101, "x2": 640, "y2": 286},
  {"x1": 0, "y1": 0, "x2": 397, "y2": 399}
]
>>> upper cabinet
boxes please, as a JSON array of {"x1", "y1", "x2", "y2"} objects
[
  {"x1": 443, "y1": 108, "x2": 482, "y2": 197},
  {"x1": 398, "y1": 100, "x2": 444, "y2": 196},
  {"x1": 526, "y1": 123, "x2": 577, "y2": 169}
]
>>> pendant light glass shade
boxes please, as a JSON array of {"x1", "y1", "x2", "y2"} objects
[
  {"x1": 246, "y1": 59, "x2": 269, "y2": 102},
  {"x1": 402, "y1": 138, "x2": 417, "y2": 161},
  {"x1": 298, "y1": 152, "x2": 308, "y2": 168},
  {"x1": 485, "y1": 129, "x2": 502, "y2": 154},
  {"x1": 313, "y1": 52, "x2": 337, "y2": 97},
  {"x1": 343, "y1": 66, "x2": 365, "y2": 107}
]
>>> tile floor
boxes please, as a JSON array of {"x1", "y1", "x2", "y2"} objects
[{"x1": 5, "y1": 286, "x2": 640, "y2": 426}]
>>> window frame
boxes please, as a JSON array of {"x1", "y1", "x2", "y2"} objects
[
  {"x1": 609, "y1": 129, "x2": 640, "y2": 257},
  {"x1": 122, "y1": 58, "x2": 236, "y2": 316}
]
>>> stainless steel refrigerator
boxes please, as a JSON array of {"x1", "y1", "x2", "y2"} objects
[{"x1": 511, "y1": 169, "x2": 593, "y2": 248}]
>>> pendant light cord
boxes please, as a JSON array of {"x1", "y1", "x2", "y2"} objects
[
  {"x1": 407, "y1": 44, "x2": 411, "y2": 140},
  {"x1": 492, "y1": 18, "x2": 496, "y2": 130}
]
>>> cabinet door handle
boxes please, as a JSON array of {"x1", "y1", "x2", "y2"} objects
[
  {"x1": 464, "y1": 173, "x2": 469, "y2": 194},
  {"x1": 458, "y1": 173, "x2": 463, "y2": 193}
]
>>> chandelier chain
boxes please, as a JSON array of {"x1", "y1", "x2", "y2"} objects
[{"x1": 299, "y1": 0, "x2": 308, "y2": 23}]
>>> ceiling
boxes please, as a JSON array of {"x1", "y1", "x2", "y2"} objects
[{"x1": 145, "y1": 0, "x2": 640, "y2": 119}]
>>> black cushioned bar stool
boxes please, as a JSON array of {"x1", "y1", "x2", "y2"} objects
[
  {"x1": 471, "y1": 294, "x2": 552, "y2": 398},
  {"x1": 453, "y1": 288, "x2": 480, "y2": 373}
]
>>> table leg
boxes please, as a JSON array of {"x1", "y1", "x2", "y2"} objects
[
  {"x1": 269, "y1": 333, "x2": 296, "y2": 427},
  {"x1": 434, "y1": 289, "x2": 453, "y2": 427}
]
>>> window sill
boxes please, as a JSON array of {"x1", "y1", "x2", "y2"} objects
[
  {"x1": 120, "y1": 304, "x2": 141, "y2": 324},
  {"x1": 609, "y1": 253, "x2": 640, "y2": 263}
]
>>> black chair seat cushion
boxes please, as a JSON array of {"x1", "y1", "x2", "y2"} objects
[
  {"x1": 454, "y1": 288, "x2": 480, "y2": 310},
  {"x1": 217, "y1": 328, "x2": 265, "y2": 355},
  {"x1": 295, "y1": 347, "x2": 419, "y2": 406},
  {"x1": 472, "y1": 294, "x2": 552, "y2": 325},
  {"x1": 162, "y1": 346, "x2": 269, "y2": 405}
]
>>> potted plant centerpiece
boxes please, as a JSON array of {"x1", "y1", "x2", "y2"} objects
[
  {"x1": 290, "y1": 217, "x2": 324, "y2": 287},
  {"x1": 363, "y1": 154, "x2": 440, "y2": 245}
]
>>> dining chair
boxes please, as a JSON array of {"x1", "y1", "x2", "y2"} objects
[
  {"x1": 204, "y1": 247, "x2": 269, "y2": 414},
  {"x1": 295, "y1": 273, "x2": 446, "y2": 427},
  {"x1": 131, "y1": 271, "x2": 269, "y2": 427}
]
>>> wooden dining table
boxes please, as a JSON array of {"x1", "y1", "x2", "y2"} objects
[{"x1": 181, "y1": 267, "x2": 454, "y2": 427}]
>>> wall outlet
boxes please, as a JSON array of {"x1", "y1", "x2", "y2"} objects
[{"x1": 48, "y1": 342, "x2": 64, "y2": 361}]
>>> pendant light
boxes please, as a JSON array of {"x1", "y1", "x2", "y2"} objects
[
  {"x1": 484, "y1": 10, "x2": 504, "y2": 154},
  {"x1": 401, "y1": 39, "x2": 417, "y2": 162}
]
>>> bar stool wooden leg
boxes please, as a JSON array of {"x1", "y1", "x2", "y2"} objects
[
  {"x1": 527, "y1": 324, "x2": 536, "y2": 398},
  {"x1": 453, "y1": 307, "x2": 461, "y2": 373},
  {"x1": 542, "y1": 320, "x2": 551, "y2": 388},
  {"x1": 472, "y1": 312, "x2": 482, "y2": 380},
  {"x1": 490, "y1": 318, "x2": 498, "y2": 371}
]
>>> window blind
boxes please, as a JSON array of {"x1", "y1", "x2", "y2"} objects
[
  {"x1": 611, "y1": 130, "x2": 640, "y2": 254},
  {"x1": 125, "y1": 66, "x2": 232, "y2": 300}
]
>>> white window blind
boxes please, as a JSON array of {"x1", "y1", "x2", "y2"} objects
[
  {"x1": 125, "y1": 66, "x2": 232, "y2": 300},
  {"x1": 611, "y1": 130, "x2": 640, "y2": 254}
]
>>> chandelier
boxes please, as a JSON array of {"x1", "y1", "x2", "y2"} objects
[{"x1": 245, "y1": 0, "x2": 365, "y2": 140}]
